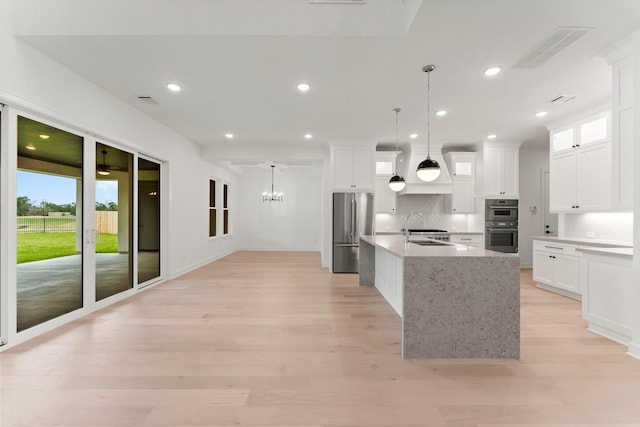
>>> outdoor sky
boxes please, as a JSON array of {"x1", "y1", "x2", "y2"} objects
[{"x1": 17, "y1": 171, "x2": 118, "y2": 205}]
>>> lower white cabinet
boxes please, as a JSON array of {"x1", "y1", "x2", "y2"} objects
[
  {"x1": 450, "y1": 233, "x2": 483, "y2": 248},
  {"x1": 374, "y1": 246, "x2": 403, "y2": 316},
  {"x1": 581, "y1": 252, "x2": 633, "y2": 345},
  {"x1": 532, "y1": 240, "x2": 581, "y2": 300}
]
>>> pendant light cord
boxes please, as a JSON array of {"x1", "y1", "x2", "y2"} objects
[
  {"x1": 271, "y1": 165, "x2": 275, "y2": 194},
  {"x1": 426, "y1": 68, "x2": 431, "y2": 159},
  {"x1": 393, "y1": 107, "x2": 401, "y2": 174}
]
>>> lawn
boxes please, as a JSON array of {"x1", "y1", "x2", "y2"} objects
[{"x1": 17, "y1": 232, "x2": 118, "y2": 264}]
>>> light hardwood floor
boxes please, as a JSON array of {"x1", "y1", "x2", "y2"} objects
[{"x1": 2, "y1": 251, "x2": 640, "y2": 426}]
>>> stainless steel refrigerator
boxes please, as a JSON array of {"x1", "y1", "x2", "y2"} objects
[{"x1": 332, "y1": 192, "x2": 374, "y2": 273}]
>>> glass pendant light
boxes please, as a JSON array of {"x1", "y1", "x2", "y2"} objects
[
  {"x1": 388, "y1": 107, "x2": 406, "y2": 192},
  {"x1": 416, "y1": 64, "x2": 441, "y2": 182}
]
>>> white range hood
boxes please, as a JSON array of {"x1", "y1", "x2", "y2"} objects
[{"x1": 397, "y1": 143, "x2": 453, "y2": 194}]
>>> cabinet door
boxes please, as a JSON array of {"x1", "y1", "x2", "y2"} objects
[
  {"x1": 501, "y1": 147, "x2": 519, "y2": 197},
  {"x1": 451, "y1": 177, "x2": 474, "y2": 213},
  {"x1": 550, "y1": 151, "x2": 576, "y2": 212},
  {"x1": 374, "y1": 176, "x2": 396, "y2": 213},
  {"x1": 553, "y1": 254, "x2": 580, "y2": 294},
  {"x1": 533, "y1": 251, "x2": 554, "y2": 285},
  {"x1": 353, "y1": 148, "x2": 374, "y2": 189},
  {"x1": 576, "y1": 142, "x2": 611, "y2": 211},
  {"x1": 333, "y1": 147, "x2": 355, "y2": 189},
  {"x1": 483, "y1": 147, "x2": 502, "y2": 196},
  {"x1": 550, "y1": 126, "x2": 575, "y2": 155}
]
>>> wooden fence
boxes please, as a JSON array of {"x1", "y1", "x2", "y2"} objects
[{"x1": 95, "y1": 211, "x2": 118, "y2": 234}]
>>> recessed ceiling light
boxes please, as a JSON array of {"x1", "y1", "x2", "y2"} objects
[
  {"x1": 304, "y1": 133, "x2": 313, "y2": 140},
  {"x1": 39, "y1": 134, "x2": 50, "y2": 140},
  {"x1": 483, "y1": 66, "x2": 502, "y2": 77},
  {"x1": 487, "y1": 134, "x2": 497, "y2": 139},
  {"x1": 297, "y1": 82, "x2": 311, "y2": 92},
  {"x1": 225, "y1": 133, "x2": 234, "y2": 139},
  {"x1": 25, "y1": 144, "x2": 36, "y2": 150},
  {"x1": 535, "y1": 111, "x2": 548, "y2": 118},
  {"x1": 167, "y1": 83, "x2": 182, "y2": 92},
  {"x1": 409, "y1": 133, "x2": 419, "y2": 139},
  {"x1": 435, "y1": 110, "x2": 447, "y2": 117}
]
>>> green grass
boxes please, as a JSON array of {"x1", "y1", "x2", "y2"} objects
[
  {"x1": 17, "y1": 216, "x2": 77, "y2": 233},
  {"x1": 17, "y1": 233, "x2": 118, "y2": 264}
]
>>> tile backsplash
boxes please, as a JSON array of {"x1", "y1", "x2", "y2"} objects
[
  {"x1": 375, "y1": 194, "x2": 477, "y2": 232},
  {"x1": 562, "y1": 212, "x2": 633, "y2": 242}
]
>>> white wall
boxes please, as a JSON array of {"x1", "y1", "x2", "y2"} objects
[
  {"x1": 560, "y1": 212, "x2": 633, "y2": 242},
  {"x1": 518, "y1": 147, "x2": 549, "y2": 267},
  {"x1": 236, "y1": 166, "x2": 322, "y2": 250},
  {"x1": 0, "y1": 0, "x2": 238, "y2": 278}
]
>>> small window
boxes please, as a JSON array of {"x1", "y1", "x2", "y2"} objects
[
  {"x1": 209, "y1": 179, "x2": 216, "y2": 237},
  {"x1": 223, "y1": 183, "x2": 229, "y2": 235}
]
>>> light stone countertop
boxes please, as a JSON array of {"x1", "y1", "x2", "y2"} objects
[
  {"x1": 360, "y1": 235, "x2": 514, "y2": 259},
  {"x1": 576, "y1": 247, "x2": 633, "y2": 258},
  {"x1": 375, "y1": 231, "x2": 484, "y2": 235},
  {"x1": 531, "y1": 235, "x2": 633, "y2": 248}
]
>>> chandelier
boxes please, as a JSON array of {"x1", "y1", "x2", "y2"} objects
[{"x1": 262, "y1": 164, "x2": 284, "y2": 202}]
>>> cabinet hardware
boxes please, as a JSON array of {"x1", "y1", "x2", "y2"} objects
[{"x1": 545, "y1": 246, "x2": 563, "y2": 250}]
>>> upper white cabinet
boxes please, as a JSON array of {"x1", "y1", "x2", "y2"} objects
[
  {"x1": 483, "y1": 143, "x2": 520, "y2": 199},
  {"x1": 606, "y1": 49, "x2": 634, "y2": 211},
  {"x1": 331, "y1": 146, "x2": 375, "y2": 191},
  {"x1": 549, "y1": 110, "x2": 611, "y2": 212},
  {"x1": 374, "y1": 151, "x2": 400, "y2": 213},
  {"x1": 444, "y1": 152, "x2": 476, "y2": 213}
]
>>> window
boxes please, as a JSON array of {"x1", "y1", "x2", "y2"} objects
[
  {"x1": 223, "y1": 183, "x2": 229, "y2": 235},
  {"x1": 209, "y1": 179, "x2": 216, "y2": 237}
]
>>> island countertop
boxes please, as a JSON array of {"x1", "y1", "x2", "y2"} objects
[{"x1": 360, "y1": 234, "x2": 517, "y2": 259}]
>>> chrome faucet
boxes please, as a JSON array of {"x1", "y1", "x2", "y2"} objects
[{"x1": 404, "y1": 211, "x2": 426, "y2": 244}]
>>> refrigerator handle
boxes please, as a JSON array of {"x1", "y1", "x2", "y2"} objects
[{"x1": 351, "y1": 194, "x2": 357, "y2": 240}]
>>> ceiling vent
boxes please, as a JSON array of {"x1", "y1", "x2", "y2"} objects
[
  {"x1": 548, "y1": 95, "x2": 576, "y2": 104},
  {"x1": 137, "y1": 96, "x2": 158, "y2": 105},
  {"x1": 512, "y1": 26, "x2": 595, "y2": 69},
  {"x1": 309, "y1": 0, "x2": 365, "y2": 4}
]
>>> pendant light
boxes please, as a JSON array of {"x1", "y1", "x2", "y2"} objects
[
  {"x1": 262, "y1": 164, "x2": 284, "y2": 202},
  {"x1": 388, "y1": 107, "x2": 406, "y2": 192},
  {"x1": 416, "y1": 64, "x2": 441, "y2": 182}
]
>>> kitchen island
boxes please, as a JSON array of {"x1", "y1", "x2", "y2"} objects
[{"x1": 359, "y1": 235, "x2": 520, "y2": 358}]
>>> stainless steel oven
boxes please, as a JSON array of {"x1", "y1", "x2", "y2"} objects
[
  {"x1": 485, "y1": 221, "x2": 518, "y2": 253},
  {"x1": 485, "y1": 199, "x2": 518, "y2": 221}
]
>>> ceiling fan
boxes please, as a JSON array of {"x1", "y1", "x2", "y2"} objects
[{"x1": 97, "y1": 149, "x2": 111, "y2": 176}]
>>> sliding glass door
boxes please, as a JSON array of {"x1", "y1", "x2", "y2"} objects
[
  {"x1": 137, "y1": 157, "x2": 161, "y2": 285},
  {"x1": 95, "y1": 142, "x2": 133, "y2": 301},
  {"x1": 16, "y1": 116, "x2": 84, "y2": 332}
]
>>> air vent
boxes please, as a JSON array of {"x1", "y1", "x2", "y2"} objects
[
  {"x1": 548, "y1": 95, "x2": 576, "y2": 104},
  {"x1": 512, "y1": 26, "x2": 595, "y2": 69},
  {"x1": 137, "y1": 96, "x2": 158, "y2": 105},
  {"x1": 309, "y1": 0, "x2": 365, "y2": 4}
]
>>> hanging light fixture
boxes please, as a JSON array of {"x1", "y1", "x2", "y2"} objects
[
  {"x1": 97, "y1": 149, "x2": 111, "y2": 176},
  {"x1": 388, "y1": 107, "x2": 406, "y2": 192},
  {"x1": 262, "y1": 164, "x2": 284, "y2": 202},
  {"x1": 416, "y1": 64, "x2": 441, "y2": 182}
]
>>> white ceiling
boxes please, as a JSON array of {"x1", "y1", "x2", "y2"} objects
[{"x1": 13, "y1": 0, "x2": 640, "y2": 152}]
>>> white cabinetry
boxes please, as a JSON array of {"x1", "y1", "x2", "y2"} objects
[
  {"x1": 374, "y1": 246, "x2": 403, "y2": 316},
  {"x1": 374, "y1": 151, "x2": 400, "y2": 213},
  {"x1": 581, "y1": 252, "x2": 633, "y2": 344},
  {"x1": 549, "y1": 110, "x2": 612, "y2": 212},
  {"x1": 483, "y1": 143, "x2": 520, "y2": 198},
  {"x1": 450, "y1": 233, "x2": 483, "y2": 248},
  {"x1": 332, "y1": 146, "x2": 374, "y2": 191},
  {"x1": 444, "y1": 152, "x2": 475, "y2": 213},
  {"x1": 532, "y1": 240, "x2": 581, "y2": 300}
]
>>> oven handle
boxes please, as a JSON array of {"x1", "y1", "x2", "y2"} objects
[
  {"x1": 487, "y1": 206, "x2": 518, "y2": 210},
  {"x1": 486, "y1": 228, "x2": 518, "y2": 232}
]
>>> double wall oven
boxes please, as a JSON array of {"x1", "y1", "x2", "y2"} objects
[{"x1": 485, "y1": 199, "x2": 518, "y2": 253}]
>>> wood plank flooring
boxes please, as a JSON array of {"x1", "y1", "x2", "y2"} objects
[{"x1": 2, "y1": 250, "x2": 640, "y2": 426}]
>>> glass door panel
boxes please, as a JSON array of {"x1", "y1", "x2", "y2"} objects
[
  {"x1": 16, "y1": 116, "x2": 83, "y2": 332},
  {"x1": 95, "y1": 142, "x2": 133, "y2": 301},
  {"x1": 137, "y1": 157, "x2": 161, "y2": 285}
]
